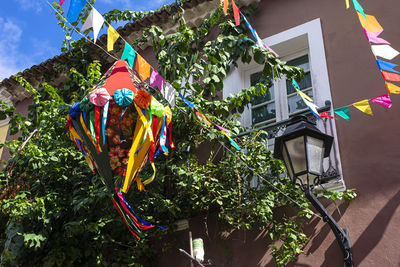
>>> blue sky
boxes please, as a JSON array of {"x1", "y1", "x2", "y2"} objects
[{"x1": 0, "y1": 0, "x2": 175, "y2": 80}]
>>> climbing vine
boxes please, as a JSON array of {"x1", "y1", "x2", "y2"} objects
[{"x1": 0, "y1": 1, "x2": 356, "y2": 266}]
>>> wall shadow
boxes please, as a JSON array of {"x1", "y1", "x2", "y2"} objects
[{"x1": 351, "y1": 190, "x2": 400, "y2": 265}]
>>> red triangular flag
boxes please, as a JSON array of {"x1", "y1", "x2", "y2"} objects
[
  {"x1": 319, "y1": 111, "x2": 335, "y2": 119},
  {"x1": 381, "y1": 70, "x2": 400, "y2": 81},
  {"x1": 59, "y1": 0, "x2": 65, "y2": 6},
  {"x1": 232, "y1": 0, "x2": 240, "y2": 26}
]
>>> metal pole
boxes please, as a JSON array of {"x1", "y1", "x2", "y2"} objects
[
  {"x1": 189, "y1": 231, "x2": 194, "y2": 267},
  {"x1": 178, "y1": 249, "x2": 205, "y2": 267}
]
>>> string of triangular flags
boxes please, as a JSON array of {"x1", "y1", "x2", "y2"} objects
[
  {"x1": 221, "y1": 0, "x2": 279, "y2": 57},
  {"x1": 56, "y1": 0, "x2": 241, "y2": 150},
  {"x1": 292, "y1": 0, "x2": 399, "y2": 121}
]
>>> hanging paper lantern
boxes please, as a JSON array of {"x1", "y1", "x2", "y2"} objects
[{"x1": 66, "y1": 60, "x2": 174, "y2": 239}]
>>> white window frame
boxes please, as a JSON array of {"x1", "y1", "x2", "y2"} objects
[
  {"x1": 246, "y1": 50, "x2": 313, "y2": 126},
  {"x1": 223, "y1": 18, "x2": 346, "y2": 191}
]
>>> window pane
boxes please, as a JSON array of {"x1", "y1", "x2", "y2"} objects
[
  {"x1": 250, "y1": 71, "x2": 274, "y2": 105},
  {"x1": 287, "y1": 90, "x2": 313, "y2": 114},
  {"x1": 252, "y1": 103, "x2": 276, "y2": 124},
  {"x1": 287, "y1": 55, "x2": 310, "y2": 71},
  {"x1": 286, "y1": 72, "x2": 312, "y2": 94}
]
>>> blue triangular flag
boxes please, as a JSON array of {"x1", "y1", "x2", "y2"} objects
[
  {"x1": 292, "y1": 78, "x2": 300, "y2": 89},
  {"x1": 376, "y1": 59, "x2": 400, "y2": 74},
  {"x1": 178, "y1": 93, "x2": 196, "y2": 109},
  {"x1": 121, "y1": 42, "x2": 136, "y2": 68},
  {"x1": 334, "y1": 106, "x2": 351, "y2": 120},
  {"x1": 66, "y1": 0, "x2": 87, "y2": 23}
]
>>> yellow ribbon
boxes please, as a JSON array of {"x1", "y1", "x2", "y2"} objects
[
  {"x1": 142, "y1": 162, "x2": 156, "y2": 185},
  {"x1": 134, "y1": 103, "x2": 154, "y2": 144},
  {"x1": 80, "y1": 113, "x2": 101, "y2": 151},
  {"x1": 136, "y1": 175, "x2": 145, "y2": 191},
  {"x1": 122, "y1": 121, "x2": 145, "y2": 193}
]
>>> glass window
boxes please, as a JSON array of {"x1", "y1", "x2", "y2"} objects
[
  {"x1": 250, "y1": 72, "x2": 275, "y2": 124},
  {"x1": 250, "y1": 54, "x2": 313, "y2": 125}
]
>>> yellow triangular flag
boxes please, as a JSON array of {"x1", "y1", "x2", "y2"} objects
[
  {"x1": 135, "y1": 54, "x2": 151, "y2": 81},
  {"x1": 107, "y1": 25, "x2": 120, "y2": 52},
  {"x1": 345, "y1": 0, "x2": 349, "y2": 9},
  {"x1": 297, "y1": 89, "x2": 313, "y2": 102},
  {"x1": 386, "y1": 82, "x2": 400, "y2": 94},
  {"x1": 357, "y1": 12, "x2": 383, "y2": 33},
  {"x1": 353, "y1": 99, "x2": 373, "y2": 115}
]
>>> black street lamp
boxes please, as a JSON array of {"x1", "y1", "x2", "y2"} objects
[{"x1": 274, "y1": 116, "x2": 353, "y2": 267}]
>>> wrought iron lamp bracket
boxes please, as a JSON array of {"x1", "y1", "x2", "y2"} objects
[{"x1": 300, "y1": 176, "x2": 353, "y2": 267}]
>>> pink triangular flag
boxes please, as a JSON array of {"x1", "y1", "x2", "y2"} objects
[
  {"x1": 370, "y1": 94, "x2": 392, "y2": 108},
  {"x1": 59, "y1": 0, "x2": 65, "y2": 6},
  {"x1": 364, "y1": 29, "x2": 390, "y2": 45},
  {"x1": 150, "y1": 69, "x2": 165, "y2": 96}
]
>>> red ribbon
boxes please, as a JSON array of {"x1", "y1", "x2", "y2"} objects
[
  {"x1": 167, "y1": 123, "x2": 175, "y2": 149},
  {"x1": 149, "y1": 117, "x2": 158, "y2": 162},
  {"x1": 110, "y1": 196, "x2": 140, "y2": 240},
  {"x1": 94, "y1": 106, "x2": 101, "y2": 150}
]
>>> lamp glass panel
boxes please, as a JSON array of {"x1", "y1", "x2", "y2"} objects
[
  {"x1": 282, "y1": 145, "x2": 294, "y2": 180},
  {"x1": 284, "y1": 136, "x2": 306, "y2": 174},
  {"x1": 306, "y1": 136, "x2": 324, "y2": 175}
]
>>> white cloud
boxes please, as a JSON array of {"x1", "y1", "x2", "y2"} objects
[
  {"x1": 13, "y1": 0, "x2": 45, "y2": 13},
  {"x1": 0, "y1": 18, "x2": 25, "y2": 80}
]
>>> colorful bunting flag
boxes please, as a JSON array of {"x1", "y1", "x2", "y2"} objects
[
  {"x1": 385, "y1": 82, "x2": 400, "y2": 94},
  {"x1": 364, "y1": 29, "x2": 390, "y2": 45},
  {"x1": 370, "y1": 94, "x2": 392, "y2": 108},
  {"x1": 292, "y1": 78, "x2": 300, "y2": 89},
  {"x1": 150, "y1": 69, "x2": 165, "y2": 96},
  {"x1": 81, "y1": 8, "x2": 104, "y2": 43},
  {"x1": 297, "y1": 89, "x2": 313, "y2": 102},
  {"x1": 232, "y1": 0, "x2": 240, "y2": 26},
  {"x1": 135, "y1": 54, "x2": 151, "y2": 81},
  {"x1": 303, "y1": 99, "x2": 320, "y2": 118},
  {"x1": 376, "y1": 59, "x2": 399, "y2": 74},
  {"x1": 179, "y1": 93, "x2": 195, "y2": 109},
  {"x1": 60, "y1": 0, "x2": 65, "y2": 6},
  {"x1": 67, "y1": 0, "x2": 87, "y2": 23},
  {"x1": 345, "y1": 0, "x2": 349, "y2": 9},
  {"x1": 353, "y1": 99, "x2": 373, "y2": 115},
  {"x1": 381, "y1": 70, "x2": 400, "y2": 81},
  {"x1": 121, "y1": 42, "x2": 136, "y2": 68},
  {"x1": 107, "y1": 25, "x2": 120, "y2": 51},
  {"x1": 319, "y1": 111, "x2": 335, "y2": 119},
  {"x1": 357, "y1": 13, "x2": 383, "y2": 33},
  {"x1": 164, "y1": 83, "x2": 176, "y2": 107},
  {"x1": 371, "y1": 45, "x2": 400, "y2": 60},
  {"x1": 223, "y1": 0, "x2": 228, "y2": 16},
  {"x1": 334, "y1": 107, "x2": 351, "y2": 120},
  {"x1": 352, "y1": 0, "x2": 366, "y2": 18}
]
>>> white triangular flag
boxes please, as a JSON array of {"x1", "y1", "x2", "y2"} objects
[
  {"x1": 164, "y1": 83, "x2": 176, "y2": 107},
  {"x1": 81, "y1": 8, "x2": 104, "y2": 43},
  {"x1": 371, "y1": 45, "x2": 400, "y2": 60},
  {"x1": 304, "y1": 99, "x2": 320, "y2": 117}
]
